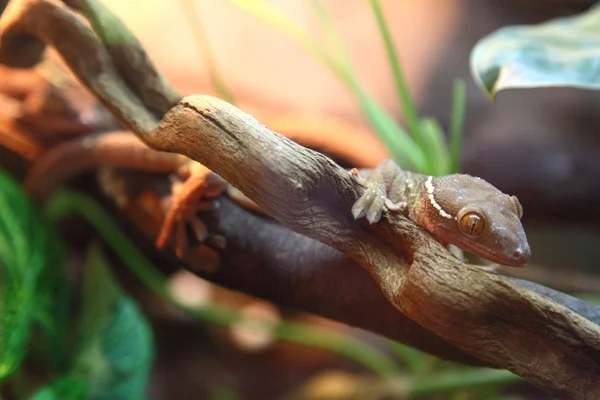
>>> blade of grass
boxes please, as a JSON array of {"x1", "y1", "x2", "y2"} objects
[
  {"x1": 387, "y1": 340, "x2": 426, "y2": 374},
  {"x1": 42, "y1": 190, "x2": 400, "y2": 378},
  {"x1": 225, "y1": 0, "x2": 336, "y2": 73},
  {"x1": 308, "y1": 0, "x2": 353, "y2": 65},
  {"x1": 353, "y1": 83, "x2": 426, "y2": 171},
  {"x1": 367, "y1": 0, "x2": 425, "y2": 149},
  {"x1": 211, "y1": 387, "x2": 240, "y2": 400},
  {"x1": 308, "y1": 0, "x2": 433, "y2": 173},
  {"x1": 227, "y1": 0, "x2": 429, "y2": 172},
  {"x1": 449, "y1": 79, "x2": 466, "y2": 173},
  {"x1": 576, "y1": 294, "x2": 600, "y2": 303},
  {"x1": 419, "y1": 118, "x2": 450, "y2": 176},
  {"x1": 449, "y1": 391, "x2": 469, "y2": 400},
  {"x1": 408, "y1": 368, "x2": 523, "y2": 397},
  {"x1": 307, "y1": 0, "x2": 343, "y2": 60},
  {"x1": 177, "y1": 0, "x2": 236, "y2": 105}
]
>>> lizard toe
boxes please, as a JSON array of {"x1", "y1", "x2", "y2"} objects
[{"x1": 352, "y1": 185, "x2": 386, "y2": 224}]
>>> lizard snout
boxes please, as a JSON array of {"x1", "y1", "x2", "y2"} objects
[{"x1": 509, "y1": 242, "x2": 531, "y2": 266}]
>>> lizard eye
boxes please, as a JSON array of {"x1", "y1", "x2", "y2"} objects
[
  {"x1": 510, "y1": 195, "x2": 523, "y2": 219},
  {"x1": 458, "y1": 211, "x2": 486, "y2": 237}
]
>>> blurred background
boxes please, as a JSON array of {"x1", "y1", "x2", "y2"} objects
[{"x1": 2, "y1": 0, "x2": 600, "y2": 399}]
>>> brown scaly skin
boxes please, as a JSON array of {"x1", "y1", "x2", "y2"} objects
[{"x1": 352, "y1": 159, "x2": 531, "y2": 267}]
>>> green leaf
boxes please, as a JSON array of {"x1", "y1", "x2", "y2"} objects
[
  {"x1": 29, "y1": 376, "x2": 87, "y2": 400},
  {"x1": 470, "y1": 4, "x2": 600, "y2": 97},
  {"x1": 74, "y1": 243, "x2": 153, "y2": 400},
  {"x1": 0, "y1": 169, "x2": 64, "y2": 381}
]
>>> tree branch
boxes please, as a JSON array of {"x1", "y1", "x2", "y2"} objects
[{"x1": 153, "y1": 96, "x2": 600, "y2": 397}]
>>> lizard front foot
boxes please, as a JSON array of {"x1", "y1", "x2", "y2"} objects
[
  {"x1": 156, "y1": 163, "x2": 226, "y2": 258},
  {"x1": 350, "y1": 169, "x2": 406, "y2": 225}
]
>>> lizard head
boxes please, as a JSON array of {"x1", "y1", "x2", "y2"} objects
[{"x1": 412, "y1": 174, "x2": 530, "y2": 266}]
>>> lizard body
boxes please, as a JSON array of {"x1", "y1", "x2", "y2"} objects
[{"x1": 351, "y1": 159, "x2": 530, "y2": 266}]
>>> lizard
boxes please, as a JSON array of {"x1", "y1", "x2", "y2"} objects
[
  {"x1": 22, "y1": 131, "x2": 530, "y2": 267},
  {"x1": 350, "y1": 159, "x2": 530, "y2": 267}
]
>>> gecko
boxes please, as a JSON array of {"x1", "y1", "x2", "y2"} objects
[
  {"x1": 22, "y1": 132, "x2": 530, "y2": 266},
  {"x1": 350, "y1": 159, "x2": 530, "y2": 266}
]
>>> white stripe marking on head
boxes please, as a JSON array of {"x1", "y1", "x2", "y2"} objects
[{"x1": 425, "y1": 176, "x2": 453, "y2": 220}]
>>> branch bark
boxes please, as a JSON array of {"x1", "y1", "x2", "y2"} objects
[{"x1": 1, "y1": 0, "x2": 600, "y2": 397}]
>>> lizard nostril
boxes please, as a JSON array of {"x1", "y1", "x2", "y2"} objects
[
  {"x1": 511, "y1": 243, "x2": 531, "y2": 265},
  {"x1": 513, "y1": 250, "x2": 523, "y2": 259}
]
